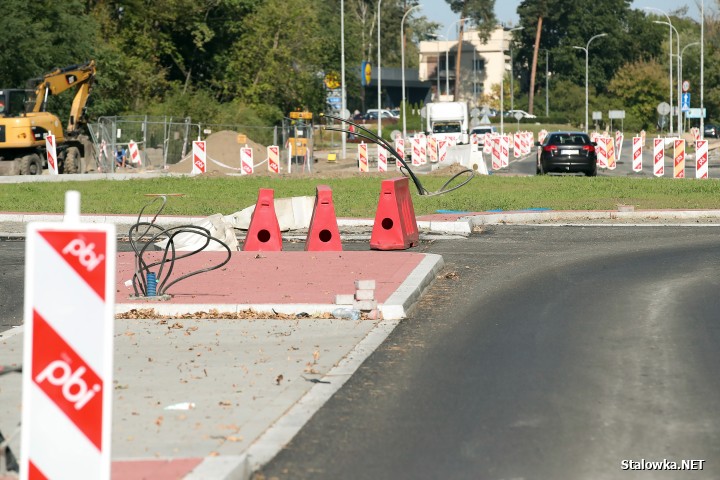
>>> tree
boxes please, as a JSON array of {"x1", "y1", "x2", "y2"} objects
[{"x1": 607, "y1": 60, "x2": 668, "y2": 130}]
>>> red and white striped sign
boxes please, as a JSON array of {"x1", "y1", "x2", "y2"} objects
[
  {"x1": 596, "y1": 136, "x2": 607, "y2": 168},
  {"x1": 377, "y1": 145, "x2": 387, "y2": 172},
  {"x1": 615, "y1": 131, "x2": 624, "y2": 162},
  {"x1": 267, "y1": 145, "x2": 280, "y2": 174},
  {"x1": 358, "y1": 142, "x2": 369, "y2": 172},
  {"x1": 394, "y1": 137, "x2": 405, "y2": 168},
  {"x1": 127, "y1": 140, "x2": 141, "y2": 166},
  {"x1": 674, "y1": 139, "x2": 685, "y2": 178},
  {"x1": 632, "y1": 136, "x2": 642, "y2": 172},
  {"x1": 500, "y1": 135, "x2": 510, "y2": 168},
  {"x1": 438, "y1": 140, "x2": 448, "y2": 163},
  {"x1": 411, "y1": 136, "x2": 422, "y2": 167},
  {"x1": 21, "y1": 191, "x2": 115, "y2": 480},
  {"x1": 418, "y1": 133, "x2": 427, "y2": 165},
  {"x1": 191, "y1": 140, "x2": 206, "y2": 174},
  {"x1": 640, "y1": 129, "x2": 646, "y2": 147},
  {"x1": 606, "y1": 137, "x2": 616, "y2": 170},
  {"x1": 513, "y1": 134, "x2": 522, "y2": 158},
  {"x1": 653, "y1": 138, "x2": 665, "y2": 177},
  {"x1": 483, "y1": 134, "x2": 493, "y2": 154},
  {"x1": 427, "y1": 135, "x2": 438, "y2": 163},
  {"x1": 696, "y1": 139, "x2": 708, "y2": 179},
  {"x1": 240, "y1": 146, "x2": 254, "y2": 175},
  {"x1": 46, "y1": 134, "x2": 58, "y2": 175},
  {"x1": 491, "y1": 136, "x2": 501, "y2": 170},
  {"x1": 538, "y1": 129, "x2": 548, "y2": 144}
]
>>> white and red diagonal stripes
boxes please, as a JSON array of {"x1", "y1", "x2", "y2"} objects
[
  {"x1": 128, "y1": 141, "x2": 141, "y2": 165},
  {"x1": 267, "y1": 145, "x2": 279, "y2": 173},
  {"x1": 696, "y1": 140, "x2": 708, "y2": 179},
  {"x1": 22, "y1": 225, "x2": 115, "y2": 480},
  {"x1": 240, "y1": 146, "x2": 254, "y2": 175},
  {"x1": 46, "y1": 134, "x2": 58, "y2": 175},
  {"x1": 654, "y1": 138, "x2": 664, "y2": 177},
  {"x1": 632, "y1": 136, "x2": 642, "y2": 172},
  {"x1": 192, "y1": 141, "x2": 206, "y2": 174}
]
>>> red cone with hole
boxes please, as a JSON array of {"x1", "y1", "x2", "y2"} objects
[
  {"x1": 305, "y1": 185, "x2": 342, "y2": 251},
  {"x1": 243, "y1": 188, "x2": 283, "y2": 251},
  {"x1": 369, "y1": 177, "x2": 419, "y2": 250}
]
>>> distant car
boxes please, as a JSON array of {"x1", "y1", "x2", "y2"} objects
[
  {"x1": 536, "y1": 131, "x2": 597, "y2": 176},
  {"x1": 505, "y1": 109, "x2": 537, "y2": 119},
  {"x1": 470, "y1": 126, "x2": 497, "y2": 146},
  {"x1": 365, "y1": 109, "x2": 399, "y2": 120},
  {"x1": 704, "y1": 124, "x2": 719, "y2": 138}
]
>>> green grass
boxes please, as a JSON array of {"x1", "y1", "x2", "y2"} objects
[{"x1": 3, "y1": 174, "x2": 720, "y2": 218}]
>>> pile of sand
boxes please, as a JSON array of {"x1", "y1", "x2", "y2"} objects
[{"x1": 167, "y1": 130, "x2": 268, "y2": 175}]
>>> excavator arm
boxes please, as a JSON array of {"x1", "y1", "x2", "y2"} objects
[{"x1": 29, "y1": 60, "x2": 96, "y2": 134}]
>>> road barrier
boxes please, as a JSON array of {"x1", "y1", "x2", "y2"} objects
[
  {"x1": 370, "y1": 178, "x2": 419, "y2": 250},
  {"x1": 632, "y1": 136, "x2": 642, "y2": 172},
  {"x1": 243, "y1": 189, "x2": 282, "y2": 251},
  {"x1": 192, "y1": 140, "x2": 206, "y2": 174},
  {"x1": 674, "y1": 139, "x2": 685, "y2": 178},
  {"x1": 654, "y1": 138, "x2": 665, "y2": 177},
  {"x1": 305, "y1": 185, "x2": 342, "y2": 252},
  {"x1": 696, "y1": 140, "x2": 708, "y2": 179}
]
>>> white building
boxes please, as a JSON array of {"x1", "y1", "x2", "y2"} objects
[{"x1": 418, "y1": 26, "x2": 515, "y2": 108}]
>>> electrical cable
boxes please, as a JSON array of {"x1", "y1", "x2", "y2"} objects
[
  {"x1": 321, "y1": 113, "x2": 476, "y2": 196},
  {"x1": 128, "y1": 195, "x2": 232, "y2": 297}
]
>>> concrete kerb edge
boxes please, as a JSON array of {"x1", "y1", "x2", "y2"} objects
[
  {"x1": 465, "y1": 209, "x2": 720, "y2": 225},
  {"x1": 114, "y1": 303, "x2": 339, "y2": 317},
  {"x1": 379, "y1": 253, "x2": 445, "y2": 320}
]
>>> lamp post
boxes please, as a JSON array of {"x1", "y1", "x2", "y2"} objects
[
  {"x1": 427, "y1": 33, "x2": 446, "y2": 98},
  {"x1": 445, "y1": 18, "x2": 467, "y2": 100},
  {"x1": 655, "y1": 20, "x2": 681, "y2": 135},
  {"x1": 679, "y1": 41, "x2": 700, "y2": 134},
  {"x1": 401, "y1": 4, "x2": 421, "y2": 141},
  {"x1": 701, "y1": 0, "x2": 705, "y2": 139},
  {"x1": 644, "y1": 7, "x2": 674, "y2": 134},
  {"x1": 377, "y1": 0, "x2": 382, "y2": 138},
  {"x1": 341, "y1": 0, "x2": 346, "y2": 158},
  {"x1": 573, "y1": 33, "x2": 607, "y2": 133},
  {"x1": 542, "y1": 48, "x2": 549, "y2": 117},
  {"x1": 506, "y1": 27, "x2": 524, "y2": 113}
]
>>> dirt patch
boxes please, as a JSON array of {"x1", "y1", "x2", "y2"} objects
[{"x1": 167, "y1": 130, "x2": 268, "y2": 175}]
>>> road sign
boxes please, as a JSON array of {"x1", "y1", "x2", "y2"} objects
[
  {"x1": 686, "y1": 108, "x2": 706, "y2": 119},
  {"x1": 681, "y1": 93, "x2": 691, "y2": 112},
  {"x1": 657, "y1": 102, "x2": 671, "y2": 116},
  {"x1": 592, "y1": 111, "x2": 602, "y2": 120},
  {"x1": 682, "y1": 80, "x2": 690, "y2": 92},
  {"x1": 608, "y1": 110, "x2": 625, "y2": 119},
  {"x1": 513, "y1": 112, "x2": 524, "y2": 121}
]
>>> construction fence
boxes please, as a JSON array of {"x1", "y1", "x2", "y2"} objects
[{"x1": 86, "y1": 115, "x2": 314, "y2": 173}]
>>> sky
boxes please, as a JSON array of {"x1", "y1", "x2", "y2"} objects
[{"x1": 423, "y1": 0, "x2": 707, "y2": 40}]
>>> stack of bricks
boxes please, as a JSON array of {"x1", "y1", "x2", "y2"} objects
[{"x1": 334, "y1": 279, "x2": 379, "y2": 318}]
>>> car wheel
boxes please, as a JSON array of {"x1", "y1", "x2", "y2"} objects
[{"x1": 586, "y1": 166, "x2": 597, "y2": 177}]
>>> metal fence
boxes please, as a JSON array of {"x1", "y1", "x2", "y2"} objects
[{"x1": 86, "y1": 115, "x2": 313, "y2": 173}]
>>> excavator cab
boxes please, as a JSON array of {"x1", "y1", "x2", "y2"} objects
[{"x1": 0, "y1": 90, "x2": 32, "y2": 117}]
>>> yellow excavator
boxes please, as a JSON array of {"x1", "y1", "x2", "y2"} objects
[{"x1": 0, "y1": 60, "x2": 96, "y2": 175}]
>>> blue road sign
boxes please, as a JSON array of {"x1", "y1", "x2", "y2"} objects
[{"x1": 681, "y1": 93, "x2": 691, "y2": 112}]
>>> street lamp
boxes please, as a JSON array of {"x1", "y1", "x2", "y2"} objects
[
  {"x1": 679, "y1": 41, "x2": 700, "y2": 134},
  {"x1": 377, "y1": 0, "x2": 382, "y2": 138},
  {"x1": 654, "y1": 20, "x2": 681, "y2": 135},
  {"x1": 445, "y1": 18, "x2": 467, "y2": 100},
  {"x1": 341, "y1": 0, "x2": 346, "y2": 158},
  {"x1": 573, "y1": 33, "x2": 607, "y2": 133},
  {"x1": 542, "y1": 48, "x2": 549, "y2": 117},
  {"x1": 401, "y1": 4, "x2": 421, "y2": 141},
  {"x1": 644, "y1": 7, "x2": 674, "y2": 134},
  {"x1": 508, "y1": 27, "x2": 524, "y2": 113}
]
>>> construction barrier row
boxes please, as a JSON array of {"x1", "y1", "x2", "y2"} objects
[{"x1": 243, "y1": 177, "x2": 419, "y2": 252}]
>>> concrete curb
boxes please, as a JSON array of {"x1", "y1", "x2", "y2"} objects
[{"x1": 380, "y1": 253, "x2": 445, "y2": 320}]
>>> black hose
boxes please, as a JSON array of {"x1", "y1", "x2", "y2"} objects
[
  {"x1": 321, "y1": 113, "x2": 476, "y2": 197},
  {"x1": 128, "y1": 196, "x2": 232, "y2": 297}
]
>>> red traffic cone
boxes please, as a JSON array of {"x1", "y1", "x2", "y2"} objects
[
  {"x1": 243, "y1": 188, "x2": 282, "y2": 251},
  {"x1": 369, "y1": 177, "x2": 419, "y2": 250},
  {"x1": 305, "y1": 185, "x2": 342, "y2": 251}
]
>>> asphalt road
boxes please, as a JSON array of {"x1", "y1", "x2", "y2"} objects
[{"x1": 257, "y1": 226, "x2": 720, "y2": 480}]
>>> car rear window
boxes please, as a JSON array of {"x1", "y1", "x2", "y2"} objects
[{"x1": 548, "y1": 134, "x2": 590, "y2": 145}]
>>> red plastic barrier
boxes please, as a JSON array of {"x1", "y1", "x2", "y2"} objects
[
  {"x1": 242, "y1": 188, "x2": 282, "y2": 251},
  {"x1": 305, "y1": 185, "x2": 342, "y2": 251},
  {"x1": 369, "y1": 177, "x2": 419, "y2": 250}
]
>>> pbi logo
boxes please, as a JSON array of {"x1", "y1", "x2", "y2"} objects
[
  {"x1": 62, "y1": 238, "x2": 105, "y2": 272},
  {"x1": 194, "y1": 159, "x2": 204, "y2": 170},
  {"x1": 35, "y1": 360, "x2": 101, "y2": 411}
]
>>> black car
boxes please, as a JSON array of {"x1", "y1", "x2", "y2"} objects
[
  {"x1": 704, "y1": 124, "x2": 719, "y2": 138},
  {"x1": 536, "y1": 131, "x2": 597, "y2": 176}
]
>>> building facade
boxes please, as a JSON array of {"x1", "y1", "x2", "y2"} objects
[{"x1": 418, "y1": 26, "x2": 514, "y2": 108}]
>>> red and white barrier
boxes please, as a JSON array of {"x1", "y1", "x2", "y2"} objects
[
  {"x1": 632, "y1": 136, "x2": 642, "y2": 172},
  {"x1": 674, "y1": 139, "x2": 685, "y2": 178},
  {"x1": 606, "y1": 137, "x2": 616, "y2": 170},
  {"x1": 538, "y1": 129, "x2": 548, "y2": 144},
  {"x1": 21, "y1": 191, "x2": 115, "y2": 480},
  {"x1": 394, "y1": 137, "x2": 405, "y2": 167},
  {"x1": 191, "y1": 140, "x2": 206, "y2": 174},
  {"x1": 513, "y1": 134, "x2": 521, "y2": 158},
  {"x1": 358, "y1": 142, "x2": 369, "y2": 172},
  {"x1": 267, "y1": 145, "x2": 280, "y2": 174},
  {"x1": 438, "y1": 140, "x2": 448, "y2": 163},
  {"x1": 378, "y1": 145, "x2": 388, "y2": 172},
  {"x1": 240, "y1": 146, "x2": 254, "y2": 175},
  {"x1": 418, "y1": 133, "x2": 427, "y2": 165},
  {"x1": 427, "y1": 135, "x2": 438, "y2": 163},
  {"x1": 411, "y1": 136, "x2": 422, "y2": 167},
  {"x1": 500, "y1": 135, "x2": 510, "y2": 168},
  {"x1": 127, "y1": 140, "x2": 141, "y2": 166},
  {"x1": 696, "y1": 139, "x2": 708, "y2": 179},
  {"x1": 640, "y1": 129, "x2": 646, "y2": 147},
  {"x1": 491, "y1": 136, "x2": 501, "y2": 170},
  {"x1": 615, "y1": 131, "x2": 624, "y2": 162},
  {"x1": 46, "y1": 134, "x2": 58, "y2": 175},
  {"x1": 596, "y1": 136, "x2": 607, "y2": 168},
  {"x1": 653, "y1": 138, "x2": 665, "y2": 177},
  {"x1": 483, "y1": 133, "x2": 493, "y2": 154}
]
